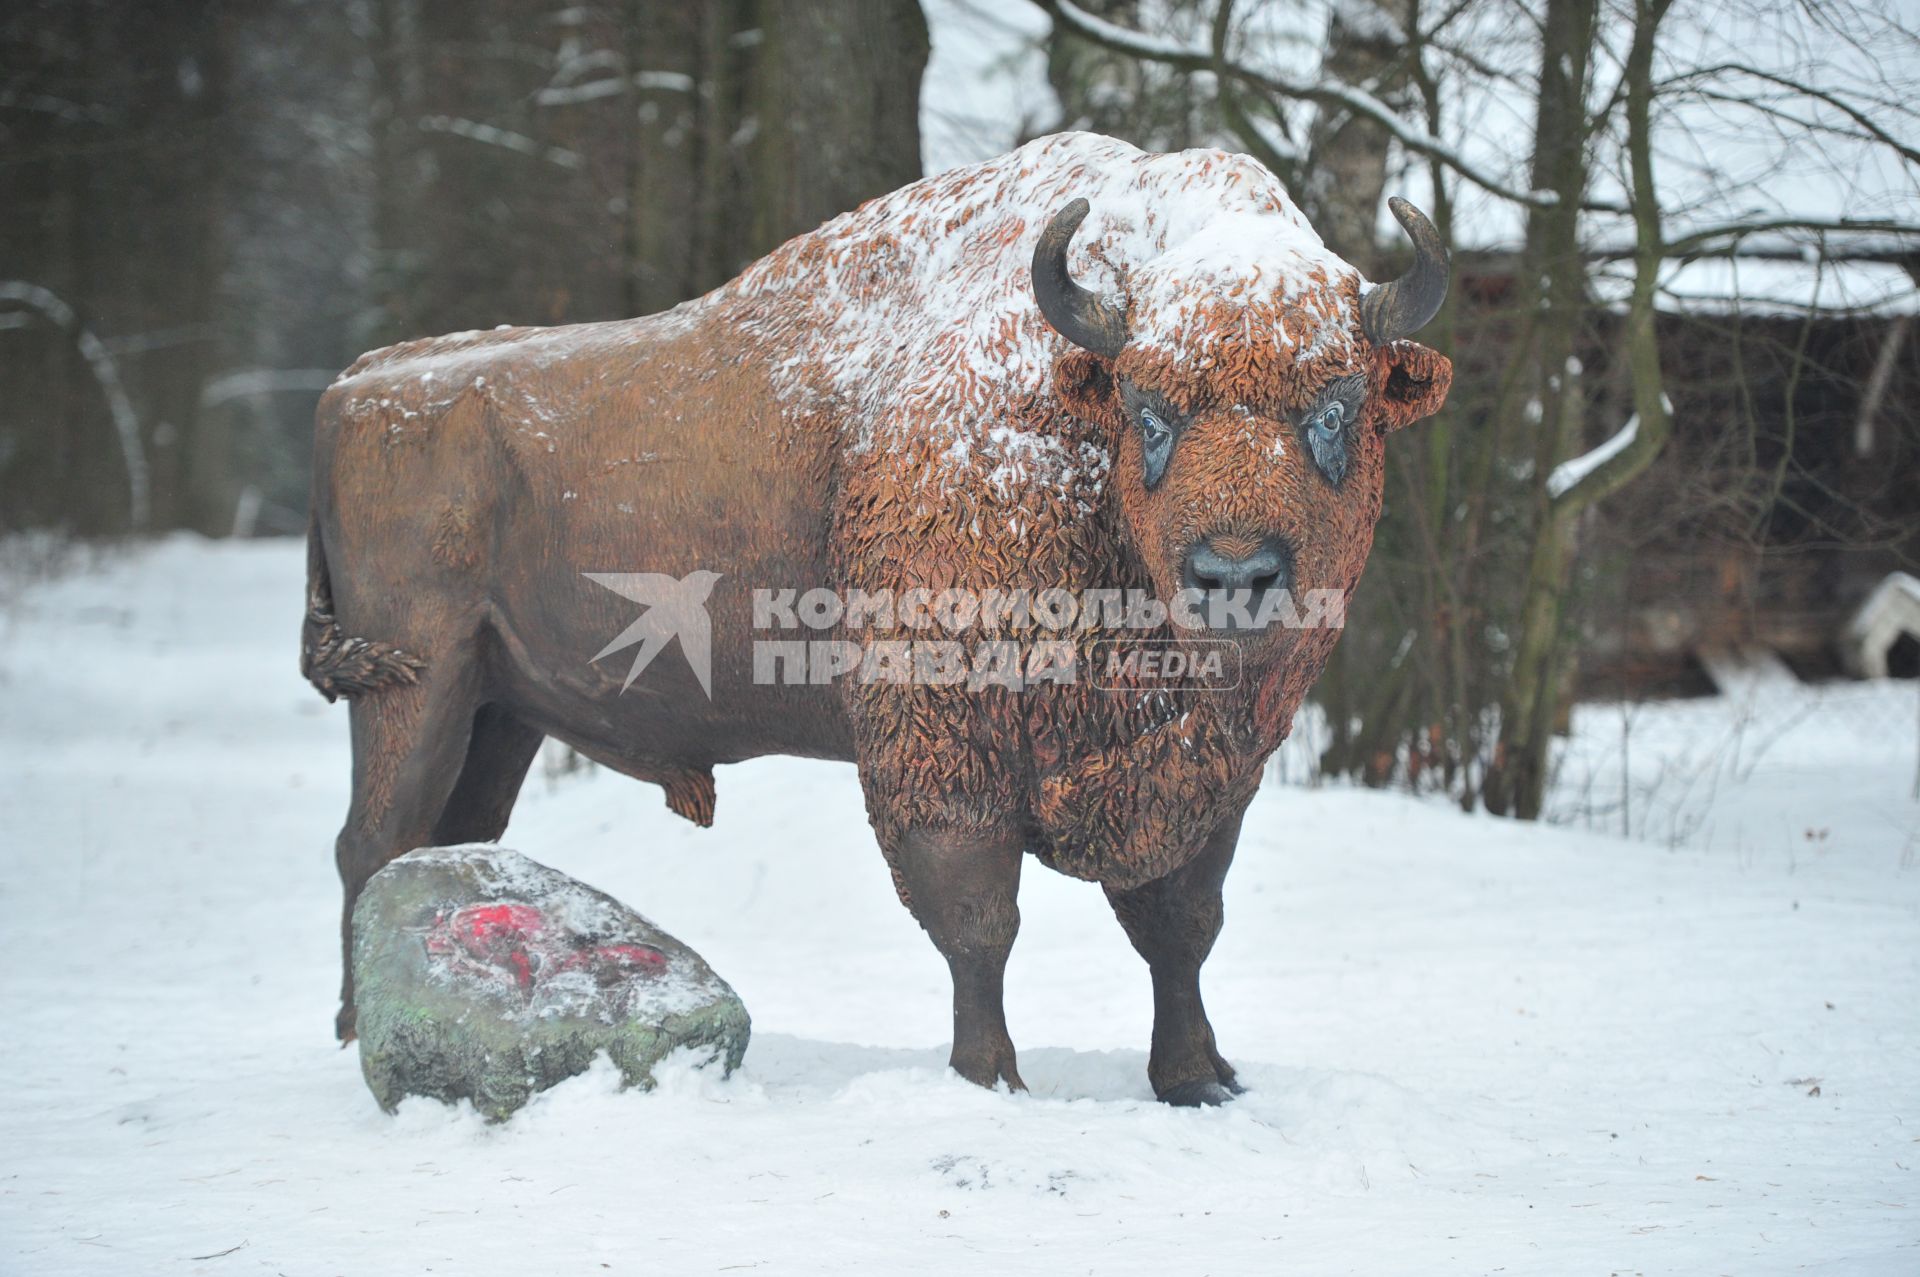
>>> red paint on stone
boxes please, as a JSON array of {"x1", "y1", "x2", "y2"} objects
[
  {"x1": 422, "y1": 902, "x2": 667, "y2": 999},
  {"x1": 459, "y1": 903, "x2": 547, "y2": 945},
  {"x1": 584, "y1": 943, "x2": 668, "y2": 971}
]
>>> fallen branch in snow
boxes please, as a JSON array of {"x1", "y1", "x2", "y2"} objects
[{"x1": 187, "y1": 1241, "x2": 247, "y2": 1260}]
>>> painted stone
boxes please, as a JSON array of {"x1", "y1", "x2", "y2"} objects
[{"x1": 351, "y1": 845, "x2": 749, "y2": 1120}]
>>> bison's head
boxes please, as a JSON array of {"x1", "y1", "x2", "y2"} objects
[{"x1": 1034, "y1": 195, "x2": 1451, "y2": 649}]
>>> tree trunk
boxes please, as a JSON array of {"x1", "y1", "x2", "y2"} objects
[
  {"x1": 1484, "y1": 0, "x2": 1675, "y2": 820},
  {"x1": 1481, "y1": 0, "x2": 1598, "y2": 819},
  {"x1": 747, "y1": 0, "x2": 929, "y2": 263},
  {"x1": 0, "y1": 0, "x2": 231, "y2": 535},
  {"x1": 1302, "y1": 0, "x2": 1413, "y2": 273},
  {"x1": 1047, "y1": 0, "x2": 1213, "y2": 154}
]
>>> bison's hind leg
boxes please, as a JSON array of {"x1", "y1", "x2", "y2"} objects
[
  {"x1": 332, "y1": 652, "x2": 485, "y2": 1043},
  {"x1": 430, "y1": 704, "x2": 545, "y2": 846}
]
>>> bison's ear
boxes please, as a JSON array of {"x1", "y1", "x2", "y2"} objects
[
  {"x1": 1373, "y1": 340, "x2": 1453, "y2": 432},
  {"x1": 1053, "y1": 350, "x2": 1121, "y2": 426}
]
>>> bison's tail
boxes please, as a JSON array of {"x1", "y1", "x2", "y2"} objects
[{"x1": 301, "y1": 519, "x2": 424, "y2": 703}]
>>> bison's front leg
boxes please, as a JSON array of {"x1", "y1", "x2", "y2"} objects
[
  {"x1": 1105, "y1": 802, "x2": 1248, "y2": 1106},
  {"x1": 892, "y1": 826, "x2": 1026, "y2": 1092}
]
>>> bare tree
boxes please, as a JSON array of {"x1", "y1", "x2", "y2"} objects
[
  {"x1": 1032, "y1": 0, "x2": 1920, "y2": 817},
  {"x1": 1, "y1": 0, "x2": 931, "y2": 536},
  {"x1": 1, "y1": 0, "x2": 230, "y2": 534}
]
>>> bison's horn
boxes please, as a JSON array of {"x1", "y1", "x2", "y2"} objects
[
  {"x1": 1032, "y1": 199, "x2": 1129, "y2": 359},
  {"x1": 1361, "y1": 196, "x2": 1450, "y2": 344}
]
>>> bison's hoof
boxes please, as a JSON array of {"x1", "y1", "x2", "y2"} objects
[
  {"x1": 953, "y1": 1061, "x2": 1027, "y2": 1094},
  {"x1": 950, "y1": 1044, "x2": 1026, "y2": 1094},
  {"x1": 335, "y1": 1003, "x2": 358, "y2": 1045},
  {"x1": 1209, "y1": 1048, "x2": 1245, "y2": 1094},
  {"x1": 1159, "y1": 1078, "x2": 1237, "y2": 1107}
]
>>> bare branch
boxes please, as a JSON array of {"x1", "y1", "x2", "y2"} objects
[
  {"x1": 1661, "y1": 62, "x2": 1920, "y2": 168},
  {"x1": 200, "y1": 369, "x2": 342, "y2": 409},
  {"x1": 1032, "y1": 0, "x2": 1628, "y2": 213},
  {"x1": 1550, "y1": 0, "x2": 1672, "y2": 519},
  {"x1": 1208, "y1": 0, "x2": 1302, "y2": 172},
  {"x1": 416, "y1": 115, "x2": 585, "y2": 169},
  {"x1": 533, "y1": 70, "x2": 697, "y2": 107},
  {"x1": 1660, "y1": 217, "x2": 1920, "y2": 262}
]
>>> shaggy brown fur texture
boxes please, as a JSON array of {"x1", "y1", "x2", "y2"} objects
[{"x1": 305, "y1": 133, "x2": 1451, "y2": 1098}]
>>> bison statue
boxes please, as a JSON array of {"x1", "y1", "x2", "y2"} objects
[{"x1": 304, "y1": 131, "x2": 1451, "y2": 1106}]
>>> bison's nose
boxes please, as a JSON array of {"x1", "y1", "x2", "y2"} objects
[{"x1": 1181, "y1": 536, "x2": 1295, "y2": 630}]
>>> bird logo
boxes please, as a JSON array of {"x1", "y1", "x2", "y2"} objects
[{"x1": 584, "y1": 570, "x2": 722, "y2": 698}]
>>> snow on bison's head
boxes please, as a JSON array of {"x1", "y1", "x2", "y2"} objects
[{"x1": 1033, "y1": 193, "x2": 1452, "y2": 643}]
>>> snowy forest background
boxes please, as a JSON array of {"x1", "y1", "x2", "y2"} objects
[
  {"x1": 5, "y1": 5, "x2": 1920, "y2": 1270},
  {"x1": 3, "y1": 0, "x2": 1918, "y2": 821}
]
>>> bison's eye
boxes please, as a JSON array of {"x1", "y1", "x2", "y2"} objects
[
  {"x1": 1300, "y1": 376, "x2": 1364, "y2": 487},
  {"x1": 1305, "y1": 404, "x2": 1348, "y2": 485},
  {"x1": 1119, "y1": 379, "x2": 1183, "y2": 489},
  {"x1": 1139, "y1": 408, "x2": 1175, "y2": 488},
  {"x1": 1141, "y1": 409, "x2": 1171, "y2": 448},
  {"x1": 1312, "y1": 402, "x2": 1345, "y2": 440}
]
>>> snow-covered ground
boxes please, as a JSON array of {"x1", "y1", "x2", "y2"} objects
[{"x1": 1, "y1": 537, "x2": 1915, "y2": 1274}]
